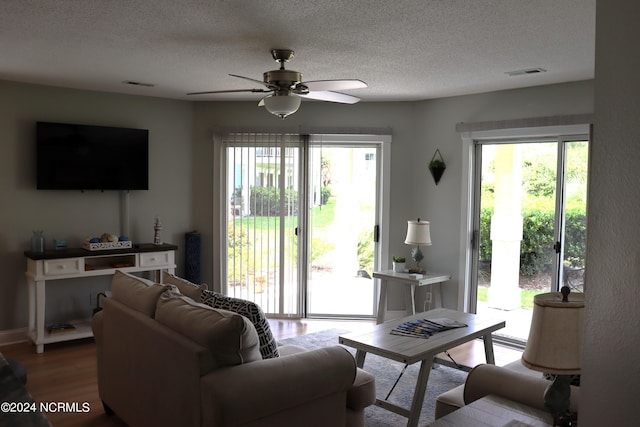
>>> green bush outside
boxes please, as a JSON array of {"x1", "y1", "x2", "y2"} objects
[
  {"x1": 357, "y1": 228, "x2": 374, "y2": 276},
  {"x1": 321, "y1": 187, "x2": 332, "y2": 205},
  {"x1": 479, "y1": 201, "x2": 586, "y2": 276},
  {"x1": 249, "y1": 186, "x2": 298, "y2": 216},
  {"x1": 227, "y1": 226, "x2": 249, "y2": 285}
]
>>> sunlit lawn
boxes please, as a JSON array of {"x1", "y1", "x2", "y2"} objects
[
  {"x1": 231, "y1": 215, "x2": 294, "y2": 230},
  {"x1": 228, "y1": 198, "x2": 337, "y2": 276},
  {"x1": 310, "y1": 197, "x2": 336, "y2": 229},
  {"x1": 478, "y1": 285, "x2": 537, "y2": 310},
  {"x1": 231, "y1": 197, "x2": 336, "y2": 231}
]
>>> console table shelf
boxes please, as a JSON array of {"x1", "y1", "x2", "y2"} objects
[
  {"x1": 24, "y1": 243, "x2": 177, "y2": 353},
  {"x1": 28, "y1": 319, "x2": 94, "y2": 347}
]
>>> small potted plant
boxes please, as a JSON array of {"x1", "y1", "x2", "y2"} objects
[{"x1": 392, "y1": 256, "x2": 406, "y2": 273}]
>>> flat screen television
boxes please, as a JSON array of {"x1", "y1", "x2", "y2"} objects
[{"x1": 36, "y1": 121, "x2": 149, "y2": 190}]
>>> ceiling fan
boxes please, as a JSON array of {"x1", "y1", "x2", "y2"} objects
[{"x1": 187, "y1": 49, "x2": 367, "y2": 119}]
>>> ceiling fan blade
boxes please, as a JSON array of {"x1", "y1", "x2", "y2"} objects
[
  {"x1": 297, "y1": 91, "x2": 361, "y2": 104},
  {"x1": 187, "y1": 88, "x2": 271, "y2": 95},
  {"x1": 229, "y1": 74, "x2": 279, "y2": 90},
  {"x1": 301, "y1": 79, "x2": 367, "y2": 92}
]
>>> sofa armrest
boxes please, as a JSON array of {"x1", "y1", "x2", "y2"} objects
[
  {"x1": 201, "y1": 345, "x2": 356, "y2": 426},
  {"x1": 463, "y1": 364, "x2": 579, "y2": 413},
  {"x1": 94, "y1": 298, "x2": 215, "y2": 427}
]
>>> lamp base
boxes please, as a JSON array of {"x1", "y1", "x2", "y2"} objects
[
  {"x1": 556, "y1": 411, "x2": 578, "y2": 427},
  {"x1": 544, "y1": 374, "x2": 572, "y2": 426},
  {"x1": 410, "y1": 246, "x2": 424, "y2": 273}
]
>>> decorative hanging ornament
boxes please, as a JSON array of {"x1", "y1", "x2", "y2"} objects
[{"x1": 428, "y1": 149, "x2": 446, "y2": 185}]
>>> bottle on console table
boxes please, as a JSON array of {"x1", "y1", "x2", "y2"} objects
[{"x1": 154, "y1": 216, "x2": 163, "y2": 245}]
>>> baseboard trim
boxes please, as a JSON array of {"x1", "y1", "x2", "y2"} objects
[{"x1": 0, "y1": 328, "x2": 28, "y2": 347}]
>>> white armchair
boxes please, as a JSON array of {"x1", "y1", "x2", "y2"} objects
[{"x1": 435, "y1": 361, "x2": 580, "y2": 420}]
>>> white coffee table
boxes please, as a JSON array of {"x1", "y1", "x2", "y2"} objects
[{"x1": 339, "y1": 308, "x2": 505, "y2": 427}]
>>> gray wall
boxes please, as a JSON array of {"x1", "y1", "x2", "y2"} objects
[
  {"x1": 1, "y1": 78, "x2": 593, "y2": 333},
  {"x1": 580, "y1": 0, "x2": 640, "y2": 424},
  {"x1": 0, "y1": 81, "x2": 193, "y2": 330},
  {"x1": 192, "y1": 80, "x2": 594, "y2": 312}
]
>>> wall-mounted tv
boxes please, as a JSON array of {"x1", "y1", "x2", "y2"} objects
[{"x1": 36, "y1": 121, "x2": 149, "y2": 190}]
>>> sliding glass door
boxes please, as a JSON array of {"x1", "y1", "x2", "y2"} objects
[
  {"x1": 471, "y1": 136, "x2": 588, "y2": 344},
  {"x1": 225, "y1": 134, "x2": 301, "y2": 317},
  {"x1": 223, "y1": 133, "x2": 383, "y2": 319},
  {"x1": 306, "y1": 142, "x2": 378, "y2": 318},
  {"x1": 558, "y1": 140, "x2": 589, "y2": 293}
]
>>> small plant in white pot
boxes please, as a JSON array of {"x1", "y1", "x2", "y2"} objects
[{"x1": 392, "y1": 256, "x2": 406, "y2": 273}]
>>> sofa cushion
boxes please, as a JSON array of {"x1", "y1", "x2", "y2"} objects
[
  {"x1": 155, "y1": 291, "x2": 262, "y2": 368},
  {"x1": 161, "y1": 271, "x2": 207, "y2": 302},
  {"x1": 201, "y1": 289, "x2": 280, "y2": 359},
  {"x1": 111, "y1": 270, "x2": 169, "y2": 317}
]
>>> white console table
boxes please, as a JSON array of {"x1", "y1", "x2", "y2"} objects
[
  {"x1": 24, "y1": 243, "x2": 177, "y2": 353},
  {"x1": 373, "y1": 270, "x2": 451, "y2": 324}
]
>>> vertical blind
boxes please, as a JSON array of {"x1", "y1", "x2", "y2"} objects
[{"x1": 224, "y1": 132, "x2": 302, "y2": 317}]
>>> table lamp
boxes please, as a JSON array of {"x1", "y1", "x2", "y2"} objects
[
  {"x1": 521, "y1": 287, "x2": 584, "y2": 426},
  {"x1": 404, "y1": 219, "x2": 431, "y2": 273}
]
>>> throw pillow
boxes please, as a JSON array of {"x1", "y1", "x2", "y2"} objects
[
  {"x1": 161, "y1": 271, "x2": 207, "y2": 302},
  {"x1": 201, "y1": 289, "x2": 280, "y2": 359},
  {"x1": 111, "y1": 270, "x2": 169, "y2": 318},
  {"x1": 155, "y1": 290, "x2": 262, "y2": 368}
]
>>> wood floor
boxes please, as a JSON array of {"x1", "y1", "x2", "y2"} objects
[{"x1": 1, "y1": 318, "x2": 522, "y2": 427}]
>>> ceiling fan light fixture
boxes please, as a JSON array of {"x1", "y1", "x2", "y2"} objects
[
  {"x1": 187, "y1": 49, "x2": 365, "y2": 117},
  {"x1": 263, "y1": 94, "x2": 301, "y2": 119}
]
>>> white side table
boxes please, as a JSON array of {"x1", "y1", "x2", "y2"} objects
[{"x1": 372, "y1": 270, "x2": 450, "y2": 324}]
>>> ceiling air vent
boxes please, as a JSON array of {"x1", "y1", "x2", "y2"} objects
[{"x1": 505, "y1": 68, "x2": 547, "y2": 77}]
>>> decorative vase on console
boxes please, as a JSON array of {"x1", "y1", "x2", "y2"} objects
[
  {"x1": 154, "y1": 216, "x2": 162, "y2": 245},
  {"x1": 31, "y1": 230, "x2": 45, "y2": 253}
]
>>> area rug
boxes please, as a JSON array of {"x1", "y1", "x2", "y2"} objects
[{"x1": 278, "y1": 328, "x2": 468, "y2": 426}]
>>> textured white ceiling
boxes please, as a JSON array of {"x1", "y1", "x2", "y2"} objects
[{"x1": 0, "y1": 0, "x2": 595, "y2": 102}]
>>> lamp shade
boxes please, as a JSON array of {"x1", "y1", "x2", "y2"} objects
[
  {"x1": 404, "y1": 220, "x2": 432, "y2": 246},
  {"x1": 263, "y1": 94, "x2": 301, "y2": 119},
  {"x1": 521, "y1": 291, "x2": 584, "y2": 375}
]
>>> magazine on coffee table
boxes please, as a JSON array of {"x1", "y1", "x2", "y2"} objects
[{"x1": 390, "y1": 317, "x2": 467, "y2": 338}]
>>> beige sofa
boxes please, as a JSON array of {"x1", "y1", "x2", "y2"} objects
[
  {"x1": 435, "y1": 360, "x2": 580, "y2": 419},
  {"x1": 92, "y1": 271, "x2": 375, "y2": 427}
]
